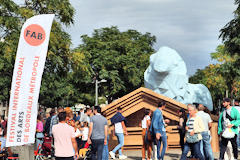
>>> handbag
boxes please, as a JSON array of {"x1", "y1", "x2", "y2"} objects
[
  {"x1": 146, "y1": 130, "x2": 152, "y2": 141},
  {"x1": 221, "y1": 112, "x2": 235, "y2": 139},
  {"x1": 144, "y1": 130, "x2": 152, "y2": 144},
  {"x1": 222, "y1": 128, "x2": 235, "y2": 139},
  {"x1": 186, "y1": 132, "x2": 199, "y2": 143}
]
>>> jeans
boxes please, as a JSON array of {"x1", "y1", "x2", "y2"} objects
[
  {"x1": 219, "y1": 135, "x2": 238, "y2": 160},
  {"x1": 237, "y1": 132, "x2": 240, "y2": 148},
  {"x1": 156, "y1": 132, "x2": 167, "y2": 160},
  {"x1": 180, "y1": 141, "x2": 204, "y2": 160},
  {"x1": 36, "y1": 132, "x2": 44, "y2": 150},
  {"x1": 102, "y1": 136, "x2": 109, "y2": 160},
  {"x1": 200, "y1": 131, "x2": 214, "y2": 160},
  {"x1": 179, "y1": 130, "x2": 185, "y2": 152},
  {"x1": 91, "y1": 139, "x2": 104, "y2": 160},
  {"x1": 112, "y1": 133, "x2": 124, "y2": 155}
]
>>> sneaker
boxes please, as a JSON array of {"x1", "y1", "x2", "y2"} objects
[
  {"x1": 119, "y1": 155, "x2": 127, "y2": 159},
  {"x1": 109, "y1": 151, "x2": 116, "y2": 159}
]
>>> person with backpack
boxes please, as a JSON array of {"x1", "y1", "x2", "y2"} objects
[
  {"x1": 218, "y1": 98, "x2": 240, "y2": 160},
  {"x1": 109, "y1": 107, "x2": 128, "y2": 160}
]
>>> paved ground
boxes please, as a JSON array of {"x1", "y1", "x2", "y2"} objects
[{"x1": 121, "y1": 149, "x2": 229, "y2": 160}]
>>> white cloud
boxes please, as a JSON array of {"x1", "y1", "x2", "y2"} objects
[{"x1": 65, "y1": 0, "x2": 236, "y2": 75}]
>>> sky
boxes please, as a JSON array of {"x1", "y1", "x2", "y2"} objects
[{"x1": 64, "y1": 0, "x2": 236, "y2": 75}]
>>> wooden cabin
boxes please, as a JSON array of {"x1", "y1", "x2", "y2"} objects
[{"x1": 102, "y1": 87, "x2": 219, "y2": 152}]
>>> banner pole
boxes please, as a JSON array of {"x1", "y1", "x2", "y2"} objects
[{"x1": 6, "y1": 14, "x2": 54, "y2": 148}]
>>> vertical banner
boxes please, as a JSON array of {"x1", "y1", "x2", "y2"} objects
[{"x1": 6, "y1": 14, "x2": 55, "y2": 147}]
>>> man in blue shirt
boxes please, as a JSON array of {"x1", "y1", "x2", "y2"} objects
[{"x1": 150, "y1": 101, "x2": 169, "y2": 160}]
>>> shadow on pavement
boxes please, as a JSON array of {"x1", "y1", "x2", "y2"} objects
[
  {"x1": 126, "y1": 156, "x2": 142, "y2": 160},
  {"x1": 165, "y1": 152, "x2": 180, "y2": 160}
]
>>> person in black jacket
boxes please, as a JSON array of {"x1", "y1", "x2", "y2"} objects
[
  {"x1": 44, "y1": 109, "x2": 55, "y2": 136},
  {"x1": 178, "y1": 108, "x2": 187, "y2": 152}
]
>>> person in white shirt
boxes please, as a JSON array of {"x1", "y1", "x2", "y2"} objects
[
  {"x1": 196, "y1": 104, "x2": 214, "y2": 160},
  {"x1": 109, "y1": 107, "x2": 128, "y2": 159},
  {"x1": 141, "y1": 109, "x2": 152, "y2": 160},
  {"x1": 81, "y1": 121, "x2": 89, "y2": 148}
]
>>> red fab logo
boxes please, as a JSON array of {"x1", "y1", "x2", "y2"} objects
[{"x1": 24, "y1": 24, "x2": 46, "y2": 46}]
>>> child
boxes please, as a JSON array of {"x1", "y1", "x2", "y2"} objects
[
  {"x1": 80, "y1": 121, "x2": 89, "y2": 148},
  {"x1": 75, "y1": 121, "x2": 82, "y2": 150},
  {"x1": 73, "y1": 120, "x2": 82, "y2": 151}
]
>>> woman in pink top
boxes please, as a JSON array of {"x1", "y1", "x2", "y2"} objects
[{"x1": 36, "y1": 115, "x2": 44, "y2": 150}]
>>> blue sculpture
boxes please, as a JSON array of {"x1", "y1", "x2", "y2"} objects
[{"x1": 144, "y1": 46, "x2": 213, "y2": 111}]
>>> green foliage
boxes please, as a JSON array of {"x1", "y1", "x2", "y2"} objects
[
  {"x1": 0, "y1": 0, "x2": 75, "y2": 107},
  {"x1": 67, "y1": 49, "x2": 93, "y2": 105},
  {"x1": 192, "y1": 0, "x2": 240, "y2": 106},
  {"x1": 0, "y1": 2, "x2": 157, "y2": 107},
  {"x1": 189, "y1": 64, "x2": 227, "y2": 108},
  {"x1": 220, "y1": 0, "x2": 240, "y2": 56},
  {"x1": 190, "y1": 44, "x2": 240, "y2": 108},
  {"x1": 211, "y1": 45, "x2": 235, "y2": 63},
  {"x1": 219, "y1": 0, "x2": 240, "y2": 98},
  {"x1": 76, "y1": 26, "x2": 156, "y2": 102}
]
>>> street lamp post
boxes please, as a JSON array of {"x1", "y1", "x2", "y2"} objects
[
  {"x1": 95, "y1": 79, "x2": 98, "y2": 106},
  {"x1": 95, "y1": 79, "x2": 107, "y2": 106}
]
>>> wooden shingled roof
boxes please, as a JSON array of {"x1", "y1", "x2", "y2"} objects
[{"x1": 102, "y1": 87, "x2": 188, "y2": 122}]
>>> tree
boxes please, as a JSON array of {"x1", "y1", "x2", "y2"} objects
[
  {"x1": 75, "y1": 26, "x2": 156, "y2": 103},
  {"x1": 220, "y1": 0, "x2": 240, "y2": 56},
  {"x1": 189, "y1": 64, "x2": 227, "y2": 108},
  {"x1": 219, "y1": 0, "x2": 240, "y2": 99},
  {"x1": 211, "y1": 45, "x2": 240, "y2": 98},
  {"x1": 190, "y1": 45, "x2": 240, "y2": 108},
  {"x1": 67, "y1": 50, "x2": 93, "y2": 105},
  {"x1": 0, "y1": 0, "x2": 76, "y2": 107}
]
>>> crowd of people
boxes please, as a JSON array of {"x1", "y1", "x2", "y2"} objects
[
  {"x1": 1, "y1": 97, "x2": 240, "y2": 160},
  {"x1": 37, "y1": 106, "x2": 107, "y2": 160},
  {"x1": 140, "y1": 98, "x2": 240, "y2": 160},
  {"x1": 35, "y1": 105, "x2": 128, "y2": 160}
]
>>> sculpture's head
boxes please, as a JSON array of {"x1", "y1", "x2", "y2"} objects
[{"x1": 150, "y1": 46, "x2": 187, "y2": 74}]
